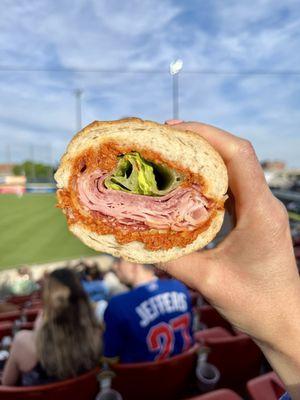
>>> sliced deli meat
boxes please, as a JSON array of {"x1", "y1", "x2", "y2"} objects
[{"x1": 77, "y1": 170, "x2": 210, "y2": 232}]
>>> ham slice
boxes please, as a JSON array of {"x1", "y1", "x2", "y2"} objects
[{"x1": 77, "y1": 170, "x2": 210, "y2": 231}]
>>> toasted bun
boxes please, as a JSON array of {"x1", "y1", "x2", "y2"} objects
[{"x1": 55, "y1": 118, "x2": 228, "y2": 263}]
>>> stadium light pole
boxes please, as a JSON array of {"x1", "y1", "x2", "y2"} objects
[
  {"x1": 47, "y1": 143, "x2": 53, "y2": 182},
  {"x1": 29, "y1": 144, "x2": 36, "y2": 182},
  {"x1": 75, "y1": 89, "x2": 83, "y2": 131},
  {"x1": 170, "y1": 59, "x2": 183, "y2": 120}
]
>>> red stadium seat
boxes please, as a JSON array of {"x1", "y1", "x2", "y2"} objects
[
  {"x1": 294, "y1": 245, "x2": 300, "y2": 259},
  {"x1": 27, "y1": 300, "x2": 43, "y2": 309},
  {"x1": 19, "y1": 321, "x2": 35, "y2": 331},
  {"x1": 247, "y1": 371, "x2": 285, "y2": 400},
  {"x1": 195, "y1": 330, "x2": 262, "y2": 392},
  {"x1": 23, "y1": 308, "x2": 40, "y2": 322},
  {"x1": 112, "y1": 344, "x2": 199, "y2": 400},
  {"x1": 0, "y1": 367, "x2": 100, "y2": 400},
  {"x1": 186, "y1": 388, "x2": 243, "y2": 399},
  {"x1": 194, "y1": 327, "x2": 232, "y2": 342},
  {"x1": 0, "y1": 321, "x2": 34, "y2": 341},
  {"x1": 0, "y1": 311, "x2": 21, "y2": 323},
  {"x1": 6, "y1": 295, "x2": 33, "y2": 306},
  {"x1": 196, "y1": 306, "x2": 234, "y2": 333},
  {"x1": 0, "y1": 308, "x2": 40, "y2": 324},
  {"x1": 0, "y1": 321, "x2": 13, "y2": 340},
  {"x1": 190, "y1": 290, "x2": 203, "y2": 307}
]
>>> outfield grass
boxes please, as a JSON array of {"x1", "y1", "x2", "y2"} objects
[{"x1": 0, "y1": 194, "x2": 97, "y2": 270}]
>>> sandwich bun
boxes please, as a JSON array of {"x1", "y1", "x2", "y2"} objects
[{"x1": 55, "y1": 118, "x2": 228, "y2": 263}]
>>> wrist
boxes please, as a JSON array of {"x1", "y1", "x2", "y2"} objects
[{"x1": 254, "y1": 296, "x2": 300, "y2": 395}]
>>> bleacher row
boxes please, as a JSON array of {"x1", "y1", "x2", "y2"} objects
[{"x1": 0, "y1": 291, "x2": 286, "y2": 400}]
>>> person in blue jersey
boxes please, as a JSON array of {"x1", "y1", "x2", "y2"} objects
[
  {"x1": 81, "y1": 263, "x2": 109, "y2": 302},
  {"x1": 103, "y1": 260, "x2": 193, "y2": 363}
]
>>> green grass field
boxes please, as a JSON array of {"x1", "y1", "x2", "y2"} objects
[{"x1": 0, "y1": 194, "x2": 97, "y2": 270}]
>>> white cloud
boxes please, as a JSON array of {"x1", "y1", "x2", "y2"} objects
[{"x1": 0, "y1": 0, "x2": 299, "y2": 166}]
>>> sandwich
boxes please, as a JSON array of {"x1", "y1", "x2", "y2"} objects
[{"x1": 55, "y1": 118, "x2": 228, "y2": 263}]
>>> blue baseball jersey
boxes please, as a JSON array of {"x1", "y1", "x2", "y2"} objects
[
  {"x1": 81, "y1": 279, "x2": 109, "y2": 302},
  {"x1": 103, "y1": 279, "x2": 193, "y2": 363}
]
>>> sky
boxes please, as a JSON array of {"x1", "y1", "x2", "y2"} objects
[{"x1": 0, "y1": 0, "x2": 300, "y2": 166}]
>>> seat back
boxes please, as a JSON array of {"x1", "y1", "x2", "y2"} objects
[
  {"x1": 112, "y1": 344, "x2": 199, "y2": 400},
  {"x1": 0, "y1": 367, "x2": 100, "y2": 400},
  {"x1": 0, "y1": 308, "x2": 40, "y2": 324},
  {"x1": 247, "y1": 371, "x2": 285, "y2": 400},
  {"x1": 197, "y1": 306, "x2": 233, "y2": 333},
  {"x1": 0, "y1": 321, "x2": 13, "y2": 340},
  {"x1": 202, "y1": 334, "x2": 262, "y2": 392},
  {"x1": 23, "y1": 308, "x2": 40, "y2": 322},
  {"x1": 6, "y1": 295, "x2": 33, "y2": 306},
  {"x1": 0, "y1": 311, "x2": 21, "y2": 323}
]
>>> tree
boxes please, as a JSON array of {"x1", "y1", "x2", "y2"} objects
[{"x1": 13, "y1": 161, "x2": 54, "y2": 182}]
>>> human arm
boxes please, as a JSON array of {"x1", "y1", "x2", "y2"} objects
[
  {"x1": 1, "y1": 332, "x2": 25, "y2": 386},
  {"x1": 162, "y1": 120, "x2": 300, "y2": 399},
  {"x1": 33, "y1": 310, "x2": 43, "y2": 331}
]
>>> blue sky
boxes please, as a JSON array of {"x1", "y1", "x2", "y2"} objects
[{"x1": 0, "y1": 0, "x2": 300, "y2": 166}]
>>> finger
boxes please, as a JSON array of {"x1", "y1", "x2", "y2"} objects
[
  {"x1": 167, "y1": 121, "x2": 270, "y2": 216},
  {"x1": 165, "y1": 119, "x2": 183, "y2": 125},
  {"x1": 159, "y1": 251, "x2": 215, "y2": 294}
]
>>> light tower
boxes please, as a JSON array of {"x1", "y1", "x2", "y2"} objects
[
  {"x1": 169, "y1": 59, "x2": 183, "y2": 120},
  {"x1": 75, "y1": 89, "x2": 83, "y2": 131}
]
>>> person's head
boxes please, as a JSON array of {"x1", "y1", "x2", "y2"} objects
[
  {"x1": 87, "y1": 263, "x2": 103, "y2": 281},
  {"x1": 114, "y1": 259, "x2": 155, "y2": 286},
  {"x1": 36, "y1": 268, "x2": 101, "y2": 379}
]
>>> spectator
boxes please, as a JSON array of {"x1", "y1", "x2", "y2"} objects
[
  {"x1": 81, "y1": 263, "x2": 109, "y2": 302},
  {"x1": 103, "y1": 260, "x2": 193, "y2": 363},
  {"x1": 2, "y1": 268, "x2": 101, "y2": 386},
  {"x1": 10, "y1": 266, "x2": 38, "y2": 296},
  {"x1": 102, "y1": 269, "x2": 128, "y2": 297}
]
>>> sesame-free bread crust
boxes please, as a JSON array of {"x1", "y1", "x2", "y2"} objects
[{"x1": 55, "y1": 118, "x2": 228, "y2": 263}]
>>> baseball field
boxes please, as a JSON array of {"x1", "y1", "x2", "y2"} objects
[{"x1": 0, "y1": 193, "x2": 97, "y2": 270}]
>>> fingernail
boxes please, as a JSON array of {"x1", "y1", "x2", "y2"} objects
[{"x1": 165, "y1": 119, "x2": 184, "y2": 125}]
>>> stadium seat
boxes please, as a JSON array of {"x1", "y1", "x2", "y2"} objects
[
  {"x1": 0, "y1": 303, "x2": 19, "y2": 313},
  {"x1": 6, "y1": 294, "x2": 34, "y2": 306},
  {"x1": 0, "y1": 311, "x2": 21, "y2": 323},
  {"x1": 19, "y1": 321, "x2": 34, "y2": 330},
  {"x1": 247, "y1": 371, "x2": 285, "y2": 400},
  {"x1": 112, "y1": 344, "x2": 199, "y2": 400},
  {"x1": 194, "y1": 327, "x2": 232, "y2": 342},
  {"x1": 0, "y1": 321, "x2": 13, "y2": 340},
  {"x1": 190, "y1": 290, "x2": 203, "y2": 307},
  {"x1": 27, "y1": 299, "x2": 43, "y2": 309},
  {"x1": 0, "y1": 308, "x2": 39, "y2": 324},
  {"x1": 195, "y1": 330, "x2": 262, "y2": 392},
  {"x1": 196, "y1": 305, "x2": 234, "y2": 333},
  {"x1": 0, "y1": 367, "x2": 100, "y2": 400},
  {"x1": 186, "y1": 388, "x2": 243, "y2": 399},
  {"x1": 23, "y1": 308, "x2": 40, "y2": 322},
  {"x1": 0, "y1": 320, "x2": 34, "y2": 341}
]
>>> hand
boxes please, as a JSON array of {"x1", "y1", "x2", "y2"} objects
[{"x1": 163, "y1": 120, "x2": 300, "y2": 397}]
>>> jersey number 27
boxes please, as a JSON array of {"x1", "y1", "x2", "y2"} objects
[{"x1": 146, "y1": 313, "x2": 192, "y2": 360}]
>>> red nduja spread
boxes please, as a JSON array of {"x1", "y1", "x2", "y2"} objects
[{"x1": 57, "y1": 142, "x2": 223, "y2": 250}]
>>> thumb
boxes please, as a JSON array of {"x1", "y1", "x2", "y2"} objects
[{"x1": 160, "y1": 250, "x2": 216, "y2": 293}]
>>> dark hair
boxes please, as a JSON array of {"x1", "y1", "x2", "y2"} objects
[
  {"x1": 36, "y1": 268, "x2": 101, "y2": 379},
  {"x1": 142, "y1": 264, "x2": 156, "y2": 272},
  {"x1": 87, "y1": 264, "x2": 104, "y2": 281}
]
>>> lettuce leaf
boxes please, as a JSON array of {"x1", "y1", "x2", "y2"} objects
[{"x1": 104, "y1": 152, "x2": 183, "y2": 196}]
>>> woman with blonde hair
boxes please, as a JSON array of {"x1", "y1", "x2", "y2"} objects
[{"x1": 2, "y1": 268, "x2": 101, "y2": 386}]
